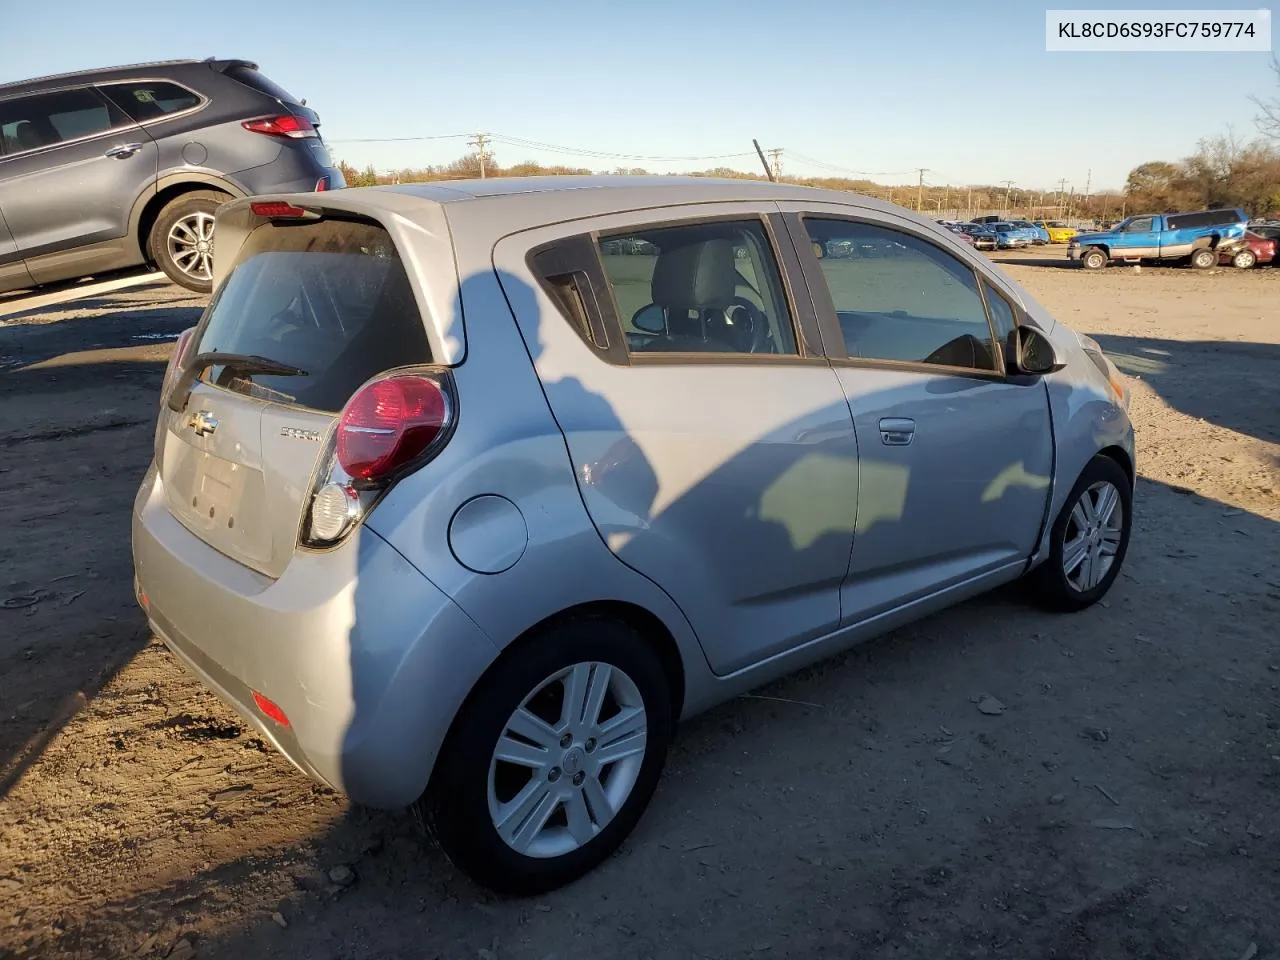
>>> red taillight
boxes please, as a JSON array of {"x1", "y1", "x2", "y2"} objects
[
  {"x1": 160, "y1": 327, "x2": 196, "y2": 404},
  {"x1": 315, "y1": 176, "x2": 329, "y2": 192},
  {"x1": 252, "y1": 691, "x2": 290, "y2": 728},
  {"x1": 241, "y1": 114, "x2": 317, "y2": 139},
  {"x1": 250, "y1": 200, "x2": 310, "y2": 219},
  {"x1": 337, "y1": 376, "x2": 449, "y2": 482}
]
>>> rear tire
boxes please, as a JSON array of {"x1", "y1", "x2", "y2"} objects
[
  {"x1": 1031, "y1": 455, "x2": 1133, "y2": 612},
  {"x1": 422, "y1": 615, "x2": 674, "y2": 895},
  {"x1": 149, "y1": 190, "x2": 231, "y2": 294},
  {"x1": 1189, "y1": 246, "x2": 1216, "y2": 270},
  {"x1": 1232, "y1": 248, "x2": 1257, "y2": 269},
  {"x1": 1081, "y1": 248, "x2": 1107, "y2": 270}
]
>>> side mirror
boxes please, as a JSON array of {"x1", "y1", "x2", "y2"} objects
[
  {"x1": 1007, "y1": 326, "x2": 1066, "y2": 376},
  {"x1": 631, "y1": 304, "x2": 666, "y2": 334}
]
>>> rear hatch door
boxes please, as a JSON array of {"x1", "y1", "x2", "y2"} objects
[{"x1": 157, "y1": 212, "x2": 436, "y2": 578}]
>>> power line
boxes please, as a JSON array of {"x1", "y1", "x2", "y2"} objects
[
  {"x1": 327, "y1": 133, "x2": 472, "y2": 144},
  {"x1": 785, "y1": 151, "x2": 915, "y2": 178}
]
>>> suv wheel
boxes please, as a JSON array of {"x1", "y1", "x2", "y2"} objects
[
  {"x1": 423, "y1": 615, "x2": 674, "y2": 895},
  {"x1": 1189, "y1": 247, "x2": 1217, "y2": 270},
  {"x1": 150, "y1": 190, "x2": 230, "y2": 294},
  {"x1": 1031, "y1": 455, "x2": 1132, "y2": 612}
]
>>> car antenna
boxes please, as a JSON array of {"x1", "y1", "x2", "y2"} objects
[{"x1": 753, "y1": 139, "x2": 776, "y2": 182}]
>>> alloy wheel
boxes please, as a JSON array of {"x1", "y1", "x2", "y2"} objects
[
  {"x1": 166, "y1": 211, "x2": 215, "y2": 282},
  {"x1": 487, "y1": 661, "x2": 648, "y2": 858},
  {"x1": 1061, "y1": 480, "x2": 1124, "y2": 592}
]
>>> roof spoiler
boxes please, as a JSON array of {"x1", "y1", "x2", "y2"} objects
[{"x1": 203, "y1": 58, "x2": 260, "y2": 74}]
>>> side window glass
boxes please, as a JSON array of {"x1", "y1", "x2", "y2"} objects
[
  {"x1": 803, "y1": 217, "x2": 998, "y2": 372},
  {"x1": 595, "y1": 219, "x2": 798, "y2": 356},
  {"x1": 0, "y1": 88, "x2": 128, "y2": 154},
  {"x1": 1125, "y1": 217, "x2": 1155, "y2": 233},
  {"x1": 99, "y1": 81, "x2": 202, "y2": 122}
]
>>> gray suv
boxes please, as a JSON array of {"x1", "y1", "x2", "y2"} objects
[{"x1": 0, "y1": 57, "x2": 344, "y2": 295}]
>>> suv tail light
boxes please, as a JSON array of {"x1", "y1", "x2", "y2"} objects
[
  {"x1": 315, "y1": 176, "x2": 330, "y2": 192},
  {"x1": 241, "y1": 114, "x2": 317, "y2": 139},
  {"x1": 302, "y1": 372, "x2": 455, "y2": 547}
]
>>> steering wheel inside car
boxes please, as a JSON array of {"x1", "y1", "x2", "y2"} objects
[{"x1": 717, "y1": 297, "x2": 772, "y2": 353}]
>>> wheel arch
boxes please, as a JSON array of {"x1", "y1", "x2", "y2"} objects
[
  {"x1": 130, "y1": 174, "x2": 246, "y2": 262},
  {"x1": 422, "y1": 597, "x2": 688, "y2": 801},
  {"x1": 1097, "y1": 444, "x2": 1135, "y2": 492}
]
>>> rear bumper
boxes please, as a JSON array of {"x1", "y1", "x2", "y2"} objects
[{"x1": 132, "y1": 463, "x2": 498, "y2": 808}]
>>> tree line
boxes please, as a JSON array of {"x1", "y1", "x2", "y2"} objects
[{"x1": 338, "y1": 112, "x2": 1280, "y2": 221}]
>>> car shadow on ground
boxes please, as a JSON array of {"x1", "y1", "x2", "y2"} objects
[
  {"x1": 0, "y1": 298, "x2": 200, "y2": 803},
  {"x1": 1093, "y1": 334, "x2": 1280, "y2": 446}
]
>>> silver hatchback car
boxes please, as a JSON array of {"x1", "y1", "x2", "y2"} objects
[{"x1": 132, "y1": 177, "x2": 1135, "y2": 894}]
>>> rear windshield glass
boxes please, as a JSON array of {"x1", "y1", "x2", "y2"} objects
[
  {"x1": 193, "y1": 218, "x2": 432, "y2": 413},
  {"x1": 225, "y1": 65, "x2": 300, "y2": 105}
]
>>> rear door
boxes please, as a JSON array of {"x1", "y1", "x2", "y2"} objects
[
  {"x1": 779, "y1": 205, "x2": 1053, "y2": 623},
  {"x1": 157, "y1": 214, "x2": 435, "y2": 578},
  {"x1": 0, "y1": 86, "x2": 158, "y2": 281},
  {"x1": 494, "y1": 205, "x2": 859, "y2": 675}
]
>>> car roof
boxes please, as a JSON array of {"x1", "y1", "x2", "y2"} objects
[
  {"x1": 0, "y1": 58, "x2": 248, "y2": 95},
  {"x1": 261, "y1": 175, "x2": 929, "y2": 235}
]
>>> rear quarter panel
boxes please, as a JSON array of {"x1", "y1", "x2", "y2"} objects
[{"x1": 361, "y1": 251, "x2": 714, "y2": 713}]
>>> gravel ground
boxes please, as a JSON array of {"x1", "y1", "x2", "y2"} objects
[{"x1": 0, "y1": 250, "x2": 1277, "y2": 960}]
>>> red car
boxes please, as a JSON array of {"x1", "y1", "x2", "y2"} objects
[
  {"x1": 944, "y1": 224, "x2": 977, "y2": 247},
  {"x1": 1219, "y1": 231, "x2": 1276, "y2": 268}
]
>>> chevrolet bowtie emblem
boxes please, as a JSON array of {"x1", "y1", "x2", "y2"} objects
[{"x1": 189, "y1": 410, "x2": 219, "y2": 436}]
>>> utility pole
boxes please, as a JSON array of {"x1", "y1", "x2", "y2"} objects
[
  {"x1": 1083, "y1": 169, "x2": 1092, "y2": 221},
  {"x1": 1056, "y1": 177, "x2": 1067, "y2": 211},
  {"x1": 916, "y1": 168, "x2": 928, "y2": 212},
  {"x1": 1001, "y1": 180, "x2": 1014, "y2": 216},
  {"x1": 966, "y1": 186, "x2": 972, "y2": 218},
  {"x1": 943, "y1": 186, "x2": 950, "y2": 216},
  {"x1": 469, "y1": 132, "x2": 491, "y2": 179},
  {"x1": 766, "y1": 148, "x2": 784, "y2": 181},
  {"x1": 752, "y1": 139, "x2": 775, "y2": 181}
]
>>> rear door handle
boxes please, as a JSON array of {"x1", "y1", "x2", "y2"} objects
[
  {"x1": 105, "y1": 142, "x2": 143, "y2": 159},
  {"x1": 879, "y1": 417, "x2": 915, "y2": 446}
]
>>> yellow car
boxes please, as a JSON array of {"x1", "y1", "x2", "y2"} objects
[{"x1": 1034, "y1": 221, "x2": 1079, "y2": 243}]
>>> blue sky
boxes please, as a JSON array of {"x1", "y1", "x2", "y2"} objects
[{"x1": 5, "y1": 0, "x2": 1276, "y2": 191}]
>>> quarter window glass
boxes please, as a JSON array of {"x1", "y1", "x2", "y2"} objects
[
  {"x1": 982, "y1": 280, "x2": 1016, "y2": 346},
  {"x1": 596, "y1": 219, "x2": 798, "y2": 356},
  {"x1": 99, "y1": 81, "x2": 202, "y2": 122},
  {"x1": 0, "y1": 88, "x2": 127, "y2": 153},
  {"x1": 803, "y1": 217, "x2": 998, "y2": 371}
]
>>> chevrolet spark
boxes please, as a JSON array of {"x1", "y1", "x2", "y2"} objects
[{"x1": 133, "y1": 176, "x2": 1135, "y2": 894}]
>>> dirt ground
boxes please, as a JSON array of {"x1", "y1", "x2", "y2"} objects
[{"x1": 1, "y1": 249, "x2": 1277, "y2": 960}]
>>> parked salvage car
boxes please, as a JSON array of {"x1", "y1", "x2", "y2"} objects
[
  {"x1": 1218, "y1": 230, "x2": 1276, "y2": 268},
  {"x1": 0, "y1": 57, "x2": 344, "y2": 295},
  {"x1": 1035, "y1": 220, "x2": 1078, "y2": 243},
  {"x1": 992, "y1": 222, "x2": 1034, "y2": 248},
  {"x1": 1068, "y1": 209, "x2": 1248, "y2": 270},
  {"x1": 957, "y1": 223, "x2": 998, "y2": 250},
  {"x1": 133, "y1": 176, "x2": 1135, "y2": 896}
]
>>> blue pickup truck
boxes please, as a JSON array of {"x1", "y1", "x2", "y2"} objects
[{"x1": 1068, "y1": 208, "x2": 1248, "y2": 269}]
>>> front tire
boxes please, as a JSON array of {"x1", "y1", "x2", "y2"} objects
[
  {"x1": 1081, "y1": 248, "x2": 1107, "y2": 270},
  {"x1": 1031, "y1": 455, "x2": 1132, "y2": 612},
  {"x1": 149, "y1": 190, "x2": 230, "y2": 294},
  {"x1": 423, "y1": 616, "x2": 674, "y2": 895},
  {"x1": 1232, "y1": 248, "x2": 1257, "y2": 269}
]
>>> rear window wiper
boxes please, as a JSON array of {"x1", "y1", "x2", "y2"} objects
[{"x1": 166, "y1": 351, "x2": 308, "y2": 412}]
